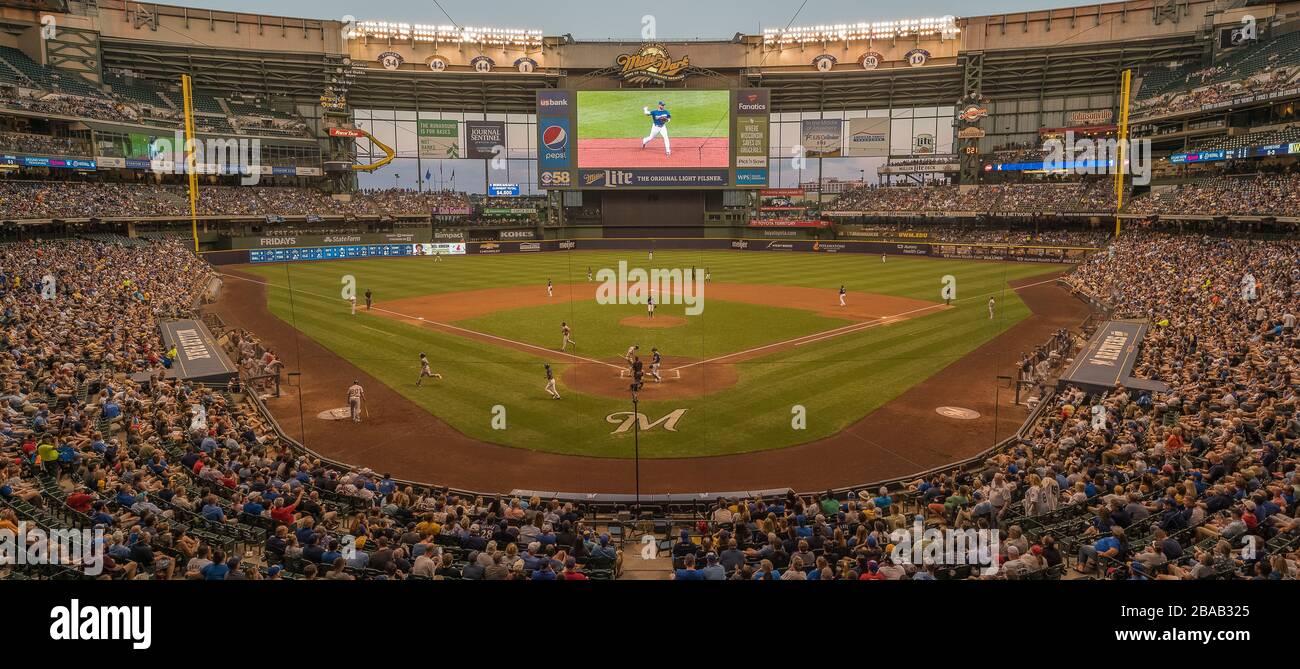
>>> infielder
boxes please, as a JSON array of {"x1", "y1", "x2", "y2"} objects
[
  {"x1": 546, "y1": 278, "x2": 553, "y2": 298},
  {"x1": 364, "y1": 289, "x2": 373, "y2": 311},
  {"x1": 587, "y1": 267, "x2": 593, "y2": 282},
  {"x1": 641, "y1": 101, "x2": 671, "y2": 156},
  {"x1": 705, "y1": 268, "x2": 711, "y2": 283},
  {"x1": 416, "y1": 352, "x2": 443, "y2": 387},
  {"x1": 646, "y1": 294, "x2": 656, "y2": 319},
  {"x1": 650, "y1": 347, "x2": 662, "y2": 383},
  {"x1": 544, "y1": 364, "x2": 560, "y2": 399},
  {"x1": 349, "y1": 295, "x2": 357, "y2": 315},
  {"x1": 839, "y1": 285, "x2": 847, "y2": 307},
  {"x1": 347, "y1": 380, "x2": 365, "y2": 422},
  {"x1": 988, "y1": 297, "x2": 996, "y2": 319},
  {"x1": 560, "y1": 321, "x2": 576, "y2": 351},
  {"x1": 624, "y1": 344, "x2": 640, "y2": 364}
]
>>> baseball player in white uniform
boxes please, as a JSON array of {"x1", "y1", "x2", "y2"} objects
[
  {"x1": 988, "y1": 297, "x2": 996, "y2": 319},
  {"x1": 416, "y1": 352, "x2": 442, "y2": 387},
  {"x1": 641, "y1": 101, "x2": 671, "y2": 155},
  {"x1": 544, "y1": 364, "x2": 560, "y2": 399},
  {"x1": 347, "y1": 380, "x2": 365, "y2": 422},
  {"x1": 349, "y1": 296, "x2": 357, "y2": 315},
  {"x1": 560, "y1": 322, "x2": 576, "y2": 351},
  {"x1": 648, "y1": 249, "x2": 654, "y2": 262},
  {"x1": 624, "y1": 344, "x2": 640, "y2": 365},
  {"x1": 587, "y1": 267, "x2": 593, "y2": 282},
  {"x1": 839, "y1": 285, "x2": 847, "y2": 307},
  {"x1": 546, "y1": 278, "x2": 553, "y2": 298}
]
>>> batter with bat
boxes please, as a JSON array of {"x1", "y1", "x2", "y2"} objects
[{"x1": 641, "y1": 101, "x2": 671, "y2": 156}]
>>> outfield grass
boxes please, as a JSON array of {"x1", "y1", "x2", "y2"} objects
[
  {"x1": 238, "y1": 251, "x2": 1065, "y2": 458},
  {"x1": 577, "y1": 90, "x2": 730, "y2": 139}
]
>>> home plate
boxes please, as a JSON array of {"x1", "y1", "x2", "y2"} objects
[
  {"x1": 935, "y1": 406, "x2": 980, "y2": 420},
  {"x1": 318, "y1": 408, "x2": 353, "y2": 420}
]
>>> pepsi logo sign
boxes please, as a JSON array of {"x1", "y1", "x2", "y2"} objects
[{"x1": 542, "y1": 124, "x2": 567, "y2": 151}]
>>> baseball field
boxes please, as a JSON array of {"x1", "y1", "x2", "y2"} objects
[
  {"x1": 226, "y1": 250, "x2": 1070, "y2": 465},
  {"x1": 576, "y1": 90, "x2": 730, "y2": 168}
]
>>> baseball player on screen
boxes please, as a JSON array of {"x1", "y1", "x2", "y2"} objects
[{"x1": 641, "y1": 101, "x2": 671, "y2": 156}]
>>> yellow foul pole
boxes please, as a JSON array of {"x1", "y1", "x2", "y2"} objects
[
  {"x1": 181, "y1": 74, "x2": 200, "y2": 253},
  {"x1": 1114, "y1": 68, "x2": 1132, "y2": 238}
]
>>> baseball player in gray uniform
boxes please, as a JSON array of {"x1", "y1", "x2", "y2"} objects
[
  {"x1": 561, "y1": 322, "x2": 576, "y2": 351},
  {"x1": 416, "y1": 352, "x2": 443, "y2": 387},
  {"x1": 544, "y1": 364, "x2": 560, "y2": 399}
]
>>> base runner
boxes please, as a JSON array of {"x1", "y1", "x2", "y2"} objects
[
  {"x1": 347, "y1": 380, "x2": 365, "y2": 422},
  {"x1": 650, "y1": 347, "x2": 662, "y2": 382},
  {"x1": 416, "y1": 353, "x2": 442, "y2": 387},
  {"x1": 544, "y1": 364, "x2": 560, "y2": 399},
  {"x1": 561, "y1": 322, "x2": 576, "y2": 351}
]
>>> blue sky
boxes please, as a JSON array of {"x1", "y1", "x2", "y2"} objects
[{"x1": 179, "y1": 0, "x2": 1091, "y2": 39}]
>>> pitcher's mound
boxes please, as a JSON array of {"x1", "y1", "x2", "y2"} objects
[{"x1": 620, "y1": 315, "x2": 687, "y2": 328}]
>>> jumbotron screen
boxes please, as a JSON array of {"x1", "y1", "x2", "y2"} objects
[{"x1": 536, "y1": 88, "x2": 770, "y2": 190}]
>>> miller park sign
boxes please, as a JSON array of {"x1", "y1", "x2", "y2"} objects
[{"x1": 615, "y1": 43, "x2": 690, "y2": 84}]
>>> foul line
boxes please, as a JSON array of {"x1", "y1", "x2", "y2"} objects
[
  {"x1": 219, "y1": 272, "x2": 625, "y2": 371},
  {"x1": 666, "y1": 276, "x2": 1062, "y2": 372}
]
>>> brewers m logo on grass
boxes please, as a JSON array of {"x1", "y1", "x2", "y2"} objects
[
  {"x1": 606, "y1": 409, "x2": 687, "y2": 434},
  {"x1": 616, "y1": 43, "x2": 689, "y2": 84}
]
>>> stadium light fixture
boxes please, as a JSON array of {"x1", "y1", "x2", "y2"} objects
[{"x1": 762, "y1": 16, "x2": 960, "y2": 45}]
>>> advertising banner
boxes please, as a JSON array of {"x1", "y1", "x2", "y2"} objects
[
  {"x1": 538, "y1": 116, "x2": 572, "y2": 169},
  {"x1": 577, "y1": 168, "x2": 729, "y2": 188},
  {"x1": 465, "y1": 121, "x2": 506, "y2": 159},
  {"x1": 736, "y1": 115, "x2": 769, "y2": 168},
  {"x1": 417, "y1": 119, "x2": 460, "y2": 159},
  {"x1": 844, "y1": 117, "x2": 890, "y2": 157},
  {"x1": 801, "y1": 119, "x2": 842, "y2": 157}
]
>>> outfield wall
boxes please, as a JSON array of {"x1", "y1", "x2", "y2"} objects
[{"x1": 203, "y1": 236, "x2": 1100, "y2": 265}]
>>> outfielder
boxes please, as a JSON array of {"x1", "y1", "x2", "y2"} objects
[
  {"x1": 839, "y1": 285, "x2": 847, "y2": 307},
  {"x1": 641, "y1": 101, "x2": 671, "y2": 156},
  {"x1": 705, "y1": 268, "x2": 711, "y2": 283},
  {"x1": 347, "y1": 380, "x2": 365, "y2": 422},
  {"x1": 624, "y1": 344, "x2": 639, "y2": 364},
  {"x1": 988, "y1": 297, "x2": 996, "y2": 319},
  {"x1": 546, "y1": 278, "x2": 553, "y2": 298},
  {"x1": 650, "y1": 347, "x2": 662, "y2": 383},
  {"x1": 544, "y1": 364, "x2": 560, "y2": 399},
  {"x1": 561, "y1": 321, "x2": 576, "y2": 351},
  {"x1": 648, "y1": 249, "x2": 654, "y2": 262},
  {"x1": 416, "y1": 352, "x2": 442, "y2": 387},
  {"x1": 587, "y1": 267, "x2": 593, "y2": 282}
]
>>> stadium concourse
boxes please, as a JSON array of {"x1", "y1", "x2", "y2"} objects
[{"x1": 0, "y1": 206, "x2": 1295, "y2": 581}]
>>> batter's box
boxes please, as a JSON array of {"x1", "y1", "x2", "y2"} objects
[{"x1": 619, "y1": 368, "x2": 682, "y2": 380}]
